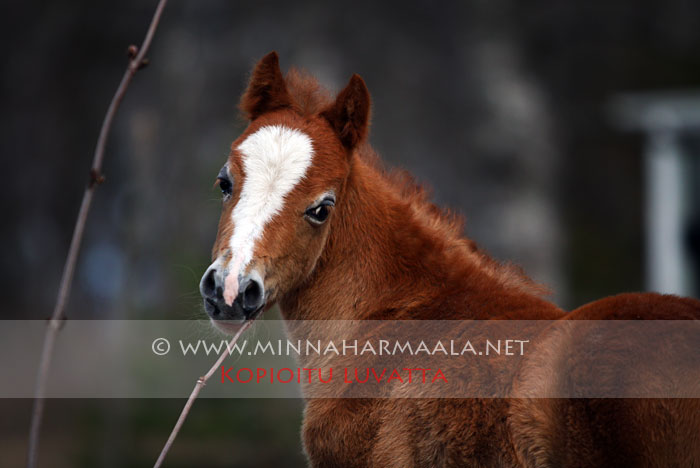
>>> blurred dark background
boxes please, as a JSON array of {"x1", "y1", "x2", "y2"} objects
[{"x1": 2, "y1": 0, "x2": 699, "y2": 466}]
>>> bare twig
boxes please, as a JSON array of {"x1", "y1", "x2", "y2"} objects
[
  {"x1": 27, "y1": 1, "x2": 168, "y2": 467},
  {"x1": 153, "y1": 322, "x2": 252, "y2": 468}
]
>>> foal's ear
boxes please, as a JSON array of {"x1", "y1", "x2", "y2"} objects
[
  {"x1": 240, "y1": 51, "x2": 293, "y2": 120},
  {"x1": 321, "y1": 74, "x2": 371, "y2": 150}
]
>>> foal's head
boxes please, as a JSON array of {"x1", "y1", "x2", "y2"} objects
[{"x1": 199, "y1": 52, "x2": 371, "y2": 329}]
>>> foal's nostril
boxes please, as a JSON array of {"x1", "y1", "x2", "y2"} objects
[
  {"x1": 239, "y1": 274, "x2": 264, "y2": 315},
  {"x1": 201, "y1": 268, "x2": 218, "y2": 299},
  {"x1": 243, "y1": 281, "x2": 262, "y2": 308}
]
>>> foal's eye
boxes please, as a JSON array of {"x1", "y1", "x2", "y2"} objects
[
  {"x1": 307, "y1": 205, "x2": 329, "y2": 223},
  {"x1": 218, "y1": 177, "x2": 232, "y2": 198},
  {"x1": 216, "y1": 166, "x2": 233, "y2": 200},
  {"x1": 305, "y1": 199, "x2": 334, "y2": 225}
]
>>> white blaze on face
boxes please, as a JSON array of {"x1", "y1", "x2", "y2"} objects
[{"x1": 223, "y1": 125, "x2": 314, "y2": 305}]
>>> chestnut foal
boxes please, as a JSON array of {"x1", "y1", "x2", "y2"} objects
[{"x1": 199, "y1": 52, "x2": 700, "y2": 467}]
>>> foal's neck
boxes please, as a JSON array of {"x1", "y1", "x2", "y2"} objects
[{"x1": 280, "y1": 155, "x2": 561, "y2": 321}]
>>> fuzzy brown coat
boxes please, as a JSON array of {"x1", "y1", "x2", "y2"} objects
[{"x1": 210, "y1": 52, "x2": 700, "y2": 468}]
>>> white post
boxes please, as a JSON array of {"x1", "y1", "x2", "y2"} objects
[
  {"x1": 609, "y1": 93, "x2": 700, "y2": 297},
  {"x1": 644, "y1": 128, "x2": 688, "y2": 295}
]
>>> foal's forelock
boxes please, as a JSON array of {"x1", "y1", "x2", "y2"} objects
[{"x1": 222, "y1": 124, "x2": 314, "y2": 305}]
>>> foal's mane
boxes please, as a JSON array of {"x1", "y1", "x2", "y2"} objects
[{"x1": 283, "y1": 68, "x2": 548, "y2": 298}]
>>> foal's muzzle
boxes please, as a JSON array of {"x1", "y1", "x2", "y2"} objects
[{"x1": 199, "y1": 265, "x2": 265, "y2": 321}]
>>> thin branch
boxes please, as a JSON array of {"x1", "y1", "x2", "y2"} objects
[
  {"x1": 27, "y1": 1, "x2": 168, "y2": 467},
  {"x1": 153, "y1": 322, "x2": 252, "y2": 468}
]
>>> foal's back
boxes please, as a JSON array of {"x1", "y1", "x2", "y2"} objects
[{"x1": 508, "y1": 292, "x2": 700, "y2": 468}]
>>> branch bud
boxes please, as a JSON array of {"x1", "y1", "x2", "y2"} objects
[{"x1": 126, "y1": 44, "x2": 139, "y2": 58}]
